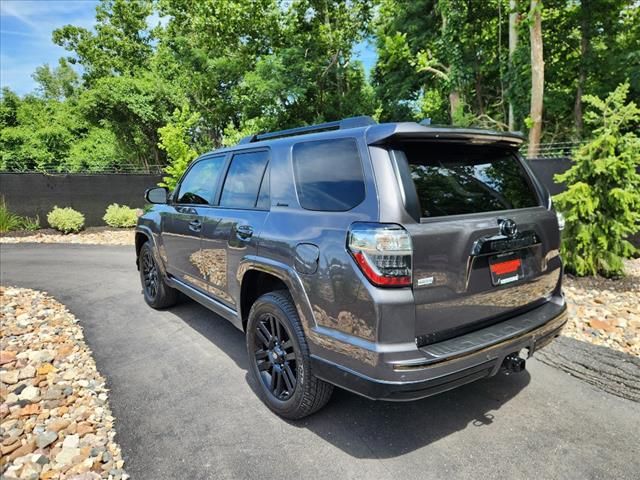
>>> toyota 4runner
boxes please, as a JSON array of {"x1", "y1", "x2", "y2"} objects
[{"x1": 136, "y1": 116, "x2": 567, "y2": 419}]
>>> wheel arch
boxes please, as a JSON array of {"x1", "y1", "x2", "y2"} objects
[{"x1": 238, "y1": 257, "x2": 316, "y2": 334}]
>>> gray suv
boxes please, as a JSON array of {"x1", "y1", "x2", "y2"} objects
[{"x1": 136, "y1": 116, "x2": 567, "y2": 419}]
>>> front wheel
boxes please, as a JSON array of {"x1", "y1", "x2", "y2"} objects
[
  {"x1": 246, "y1": 291, "x2": 333, "y2": 419},
  {"x1": 139, "y1": 242, "x2": 178, "y2": 309}
]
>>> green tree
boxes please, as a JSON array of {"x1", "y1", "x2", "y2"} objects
[
  {"x1": 53, "y1": 0, "x2": 154, "y2": 83},
  {"x1": 158, "y1": 105, "x2": 201, "y2": 190},
  {"x1": 32, "y1": 59, "x2": 80, "y2": 100},
  {"x1": 553, "y1": 83, "x2": 640, "y2": 277}
]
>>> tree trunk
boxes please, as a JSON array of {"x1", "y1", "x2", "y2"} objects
[
  {"x1": 574, "y1": 5, "x2": 589, "y2": 137},
  {"x1": 449, "y1": 91, "x2": 462, "y2": 122},
  {"x1": 527, "y1": 0, "x2": 544, "y2": 158},
  {"x1": 508, "y1": 0, "x2": 518, "y2": 131}
]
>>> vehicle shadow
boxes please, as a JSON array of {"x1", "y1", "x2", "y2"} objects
[{"x1": 170, "y1": 298, "x2": 531, "y2": 459}]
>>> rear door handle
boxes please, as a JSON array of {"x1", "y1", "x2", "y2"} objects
[
  {"x1": 236, "y1": 225, "x2": 254, "y2": 240},
  {"x1": 188, "y1": 219, "x2": 202, "y2": 232}
]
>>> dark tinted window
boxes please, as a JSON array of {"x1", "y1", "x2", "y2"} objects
[
  {"x1": 220, "y1": 150, "x2": 269, "y2": 208},
  {"x1": 176, "y1": 156, "x2": 225, "y2": 205},
  {"x1": 395, "y1": 142, "x2": 539, "y2": 218},
  {"x1": 293, "y1": 138, "x2": 365, "y2": 211}
]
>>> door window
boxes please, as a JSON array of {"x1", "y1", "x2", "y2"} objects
[
  {"x1": 220, "y1": 151, "x2": 269, "y2": 209},
  {"x1": 175, "y1": 156, "x2": 225, "y2": 205}
]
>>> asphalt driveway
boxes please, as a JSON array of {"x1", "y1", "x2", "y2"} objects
[{"x1": 1, "y1": 244, "x2": 638, "y2": 480}]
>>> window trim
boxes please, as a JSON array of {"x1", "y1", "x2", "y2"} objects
[
  {"x1": 291, "y1": 136, "x2": 366, "y2": 212},
  {"x1": 172, "y1": 153, "x2": 229, "y2": 207},
  {"x1": 214, "y1": 147, "x2": 271, "y2": 211}
]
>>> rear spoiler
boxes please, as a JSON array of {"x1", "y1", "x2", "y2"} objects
[{"x1": 365, "y1": 123, "x2": 525, "y2": 147}]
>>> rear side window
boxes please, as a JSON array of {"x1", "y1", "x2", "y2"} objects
[
  {"x1": 393, "y1": 142, "x2": 539, "y2": 218},
  {"x1": 293, "y1": 138, "x2": 365, "y2": 211},
  {"x1": 220, "y1": 150, "x2": 269, "y2": 209},
  {"x1": 176, "y1": 156, "x2": 225, "y2": 205}
]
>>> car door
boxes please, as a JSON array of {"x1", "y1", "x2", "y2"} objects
[
  {"x1": 200, "y1": 149, "x2": 270, "y2": 309},
  {"x1": 162, "y1": 155, "x2": 226, "y2": 289}
]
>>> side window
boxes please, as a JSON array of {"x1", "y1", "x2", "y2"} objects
[
  {"x1": 176, "y1": 156, "x2": 225, "y2": 205},
  {"x1": 292, "y1": 138, "x2": 365, "y2": 211},
  {"x1": 220, "y1": 150, "x2": 269, "y2": 209}
]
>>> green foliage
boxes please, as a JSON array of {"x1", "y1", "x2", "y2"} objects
[
  {"x1": 32, "y1": 59, "x2": 80, "y2": 100},
  {"x1": 47, "y1": 206, "x2": 85, "y2": 234},
  {"x1": 3, "y1": 0, "x2": 640, "y2": 174},
  {"x1": 103, "y1": 203, "x2": 139, "y2": 227},
  {"x1": 553, "y1": 83, "x2": 640, "y2": 277},
  {"x1": 158, "y1": 105, "x2": 200, "y2": 190},
  {"x1": 0, "y1": 197, "x2": 23, "y2": 233},
  {"x1": 19, "y1": 215, "x2": 41, "y2": 231}
]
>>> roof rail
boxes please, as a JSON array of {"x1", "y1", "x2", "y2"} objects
[{"x1": 238, "y1": 116, "x2": 377, "y2": 144}]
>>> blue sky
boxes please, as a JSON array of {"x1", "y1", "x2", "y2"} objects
[
  {"x1": 1, "y1": 0, "x2": 99, "y2": 95},
  {"x1": 1, "y1": 0, "x2": 376, "y2": 96}
]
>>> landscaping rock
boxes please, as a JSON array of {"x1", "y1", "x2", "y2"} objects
[
  {"x1": 0, "y1": 286, "x2": 127, "y2": 479},
  {"x1": 563, "y1": 258, "x2": 639, "y2": 357}
]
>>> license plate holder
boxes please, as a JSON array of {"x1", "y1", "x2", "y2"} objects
[{"x1": 489, "y1": 251, "x2": 523, "y2": 286}]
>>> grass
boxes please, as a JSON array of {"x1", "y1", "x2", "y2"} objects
[
  {"x1": 0, "y1": 197, "x2": 41, "y2": 233},
  {"x1": 0, "y1": 197, "x2": 22, "y2": 232}
]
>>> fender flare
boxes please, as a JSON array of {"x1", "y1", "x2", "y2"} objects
[
  {"x1": 135, "y1": 226, "x2": 167, "y2": 275},
  {"x1": 237, "y1": 256, "x2": 317, "y2": 333}
]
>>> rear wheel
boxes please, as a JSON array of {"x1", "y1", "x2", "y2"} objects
[
  {"x1": 246, "y1": 291, "x2": 333, "y2": 419},
  {"x1": 139, "y1": 242, "x2": 178, "y2": 309}
]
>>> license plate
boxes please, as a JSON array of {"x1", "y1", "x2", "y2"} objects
[{"x1": 489, "y1": 252, "x2": 523, "y2": 286}]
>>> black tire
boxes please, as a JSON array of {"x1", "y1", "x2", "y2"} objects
[
  {"x1": 139, "y1": 241, "x2": 178, "y2": 309},
  {"x1": 246, "y1": 291, "x2": 333, "y2": 419}
]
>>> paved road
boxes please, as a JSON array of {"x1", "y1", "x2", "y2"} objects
[{"x1": 1, "y1": 244, "x2": 638, "y2": 480}]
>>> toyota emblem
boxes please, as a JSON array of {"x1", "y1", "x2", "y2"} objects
[{"x1": 498, "y1": 218, "x2": 518, "y2": 238}]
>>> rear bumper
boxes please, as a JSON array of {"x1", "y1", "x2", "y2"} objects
[{"x1": 311, "y1": 300, "x2": 567, "y2": 401}]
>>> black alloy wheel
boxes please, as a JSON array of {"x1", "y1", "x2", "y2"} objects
[
  {"x1": 141, "y1": 248, "x2": 159, "y2": 300},
  {"x1": 138, "y1": 242, "x2": 178, "y2": 309},
  {"x1": 253, "y1": 312, "x2": 298, "y2": 400}
]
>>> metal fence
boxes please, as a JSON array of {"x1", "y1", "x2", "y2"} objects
[
  {"x1": 521, "y1": 141, "x2": 583, "y2": 159},
  {"x1": 0, "y1": 162, "x2": 164, "y2": 175}
]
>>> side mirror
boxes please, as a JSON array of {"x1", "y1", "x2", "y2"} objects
[{"x1": 145, "y1": 187, "x2": 168, "y2": 204}]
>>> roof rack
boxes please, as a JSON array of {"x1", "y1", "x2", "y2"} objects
[{"x1": 239, "y1": 116, "x2": 377, "y2": 144}]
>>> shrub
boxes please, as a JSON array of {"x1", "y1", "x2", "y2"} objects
[
  {"x1": 0, "y1": 197, "x2": 22, "y2": 233},
  {"x1": 103, "y1": 203, "x2": 138, "y2": 228},
  {"x1": 47, "y1": 206, "x2": 85, "y2": 233},
  {"x1": 19, "y1": 215, "x2": 40, "y2": 231},
  {"x1": 553, "y1": 83, "x2": 640, "y2": 277}
]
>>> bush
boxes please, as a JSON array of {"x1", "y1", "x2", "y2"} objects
[
  {"x1": 553, "y1": 83, "x2": 640, "y2": 277},
  {"x1": 19, "y1": 215, "x2": 40, "y2": 231},
  {"x1": 47, "y1": 206, "x2": 85, "y2": 233},
  {"x1": 103, "y1": 203, "x2": 139, "y2": 228}
]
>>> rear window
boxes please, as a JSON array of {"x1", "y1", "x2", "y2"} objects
[
  {"x1": 392, "y1": 142, "x2": 539, "y2": 218},
  {"x1": 293, "y1": 138, "x2": 365, "y2": 211}
]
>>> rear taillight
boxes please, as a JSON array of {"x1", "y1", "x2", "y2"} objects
[{"x1": 347, "y1": 223, "x2": 412, "y2": 287}]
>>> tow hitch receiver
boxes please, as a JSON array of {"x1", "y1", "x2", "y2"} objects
[{"x1": 502, "y1": 352, "x2": 526, "y2": 374}]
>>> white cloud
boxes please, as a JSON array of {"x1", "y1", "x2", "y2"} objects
[{"x1": 0, "y1": 0, "x2": 98, "y2": 94}]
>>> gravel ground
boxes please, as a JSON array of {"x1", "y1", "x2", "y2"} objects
[
  {"x1": 0, "y1": 287, "x2": 127, "y2": 480},
  {"x1": 0, "y1": 228, "x2": 134, "y2": 246},
  {"x1": 563, "y1": 258, "x2": 640, "y2": 356}
]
